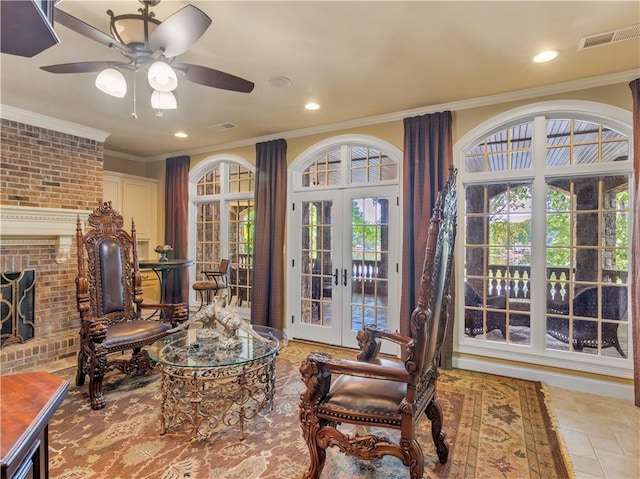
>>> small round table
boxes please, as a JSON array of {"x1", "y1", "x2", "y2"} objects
[
  {"x1": 148, "y1": 325, "x2": 287, "y2": 440},
  {"x1": 139, "y1": 259, "x2": 194, "y2": 304}
]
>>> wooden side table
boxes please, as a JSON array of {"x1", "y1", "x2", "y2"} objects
[{"x1": 1, "y1": 372, "x2": 68, "y2": 479}]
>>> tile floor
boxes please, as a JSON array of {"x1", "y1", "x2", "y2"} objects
[
  {"x1": 547, "y1": 386, "x2": 639, "y2": 479},
  {"x1": 22, "y1": 356, "x2": 639, "y2": 479}
]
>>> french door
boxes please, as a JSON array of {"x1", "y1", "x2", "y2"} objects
[{"x1": 290, "y1": 185, "x2": 399, "y2": 352}]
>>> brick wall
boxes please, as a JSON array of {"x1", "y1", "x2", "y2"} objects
[{"x1": 0, "y1": 118, "x2": 104, "y2": 370}]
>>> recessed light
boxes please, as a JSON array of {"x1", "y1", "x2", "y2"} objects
[
  {"x1": 268, "y1": 76, "x2": 292, "y2": 88},
  {"x1": 533, "y1": 50, "x2": 558, "y2": 63},
  {"x1": 305, "y1": 102, "x2": 320, "y2": 111},
  {"x1": 174, "y1": 132, "x2": 188, "y2": 138}
]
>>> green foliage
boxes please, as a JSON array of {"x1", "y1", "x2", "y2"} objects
[{"x1": 545, "y1": 188, "x2": 571, "y2": 267}]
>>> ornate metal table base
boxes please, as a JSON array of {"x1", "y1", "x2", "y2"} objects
[{"x1": 159, "y1": 352, "x2": 277, "y2": 440}]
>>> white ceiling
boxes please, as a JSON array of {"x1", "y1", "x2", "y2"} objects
[{"x1": 1, "y1": 1, "x2": 639, "y2": 160}]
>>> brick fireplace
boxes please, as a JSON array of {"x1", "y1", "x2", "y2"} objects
[{"x1": 0, "y1": 111, "x2": 107, "y2": 373}]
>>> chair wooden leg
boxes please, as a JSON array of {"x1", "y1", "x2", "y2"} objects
[
  {"x1": 76, "y1": 348, "x2": 87, "y2": 386},
  {"x1": 426, "y1": 398, "x2": 448, "y2": 464},
  {"x1": 404, "y1": 439, "x2": 425, "y2": 479},
  {"x1": 301, "y1": 424, "x2": 326, "y2": 479},
  {"x1": 88, "y1": 354, "x2": 107, "y2": 410}
]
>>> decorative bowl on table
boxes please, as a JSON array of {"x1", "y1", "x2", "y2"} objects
[{"x1": 154, "y1": 245, "x2": 173, "y2": 262}]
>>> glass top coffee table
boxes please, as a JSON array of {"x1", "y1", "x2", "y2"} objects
[{"x1": 149, "y1": 325, "x2": 287, "y2": 440}]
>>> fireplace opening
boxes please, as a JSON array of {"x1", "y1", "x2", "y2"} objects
[{"x1": 1, "y1": 269, "x2": 35, "y2": 346}]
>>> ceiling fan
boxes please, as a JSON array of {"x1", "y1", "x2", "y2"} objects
[{"x1": 40, "y1": 0, "x2": 254, "y2": 98}]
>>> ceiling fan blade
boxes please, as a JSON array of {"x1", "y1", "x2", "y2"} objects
[
  {"x1": 149, "y1": 5, "x2": 212, "y2": 58},
  {"x1": 173, "y1": 63, "x2": 254, "y2": 93},
  {"x1": 40, "y1": 61, "x2": 127, "y2": 74},
  {"x1": 54, "y1": 7, "x2": 130, "y2": 54}
]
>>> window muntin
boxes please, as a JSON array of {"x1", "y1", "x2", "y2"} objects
[
  {"x1": 464, "y1": 182, "x2": 532, "y2": 345},
  {"x1": 350, "y1": 147, "x2": 398, "y2": 183},
  {"x1": 301, "y1": 149, "x2": 341, "y2": 187},
  {"x1": 462, "y1": 115, "x2": 630, "y2": 359},
  {"x1": 546, "y1": 119, "x2": 629, "y2": 167},
  {"x1": 194, "y1": 162, "x2": 254, "y2": 308},
  {"x1": 300, "y1": 146, "x2": 398, "y2": 188},
  {"x1": 545, "y1": 176, "x2": 629, "y2": 356},
  {"x1": 465, "y1": 122, "x2": 533, "y2": 173}
]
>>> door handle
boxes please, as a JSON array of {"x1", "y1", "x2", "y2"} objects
[
  {"x1": 342, "y1": 268, "x2": 348, "y2": 286},
  {"x1": 333, "y1": 268, "x2": 339, "y2": 285}
]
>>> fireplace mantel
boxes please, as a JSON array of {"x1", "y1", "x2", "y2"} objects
[{"x1": 0, "y1": 205, "x2": 91, "y2": 263}]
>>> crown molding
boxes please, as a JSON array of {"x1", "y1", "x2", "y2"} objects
[
  {"x1": 146, "y1": 69, "x2": 639, "y2": 162},
  {"x1": 103, "y1": 149, "x2": 147, "y2": 163},
  {"x1": 0, "y1": 104, "x2": 110, "y2": 142}
]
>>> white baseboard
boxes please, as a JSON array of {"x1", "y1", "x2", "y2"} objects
[{"x1": 453, "y1": 356, "x2": 634, "y2": 401}]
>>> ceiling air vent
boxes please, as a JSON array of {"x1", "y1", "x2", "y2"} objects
[
  {"x1": 210, "y1": 122, "x2": 238, "y2": 131},
  {"x1": 579, "y1": 24, "x2": 640, "y2": 50}
]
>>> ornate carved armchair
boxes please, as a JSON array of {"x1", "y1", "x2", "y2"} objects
[
  {"x1": 299, "y1": 168, "x2": 457, "y2": 479},
  {"x1": 75, "y1": 202, "x2": 188, "y2": 409}
]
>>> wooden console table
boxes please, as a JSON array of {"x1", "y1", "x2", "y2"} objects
[{"x1": 1, "y1": 372, "x2": 68, "y2": 479}]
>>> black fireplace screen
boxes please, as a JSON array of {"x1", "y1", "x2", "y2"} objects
[{"x1": 1, "y1": 269, "x2": 35, "y2": 346}]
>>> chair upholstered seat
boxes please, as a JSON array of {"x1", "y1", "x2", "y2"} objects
[
  {"x1": 323, "y1": 376, "x2": 406, "y2": 418},
  {"x1": 104, "y1": 320, "x2": 173, "y2": 349},
  {"x1": 192, "y1": 279, "x2": 226, "y2": 291}
]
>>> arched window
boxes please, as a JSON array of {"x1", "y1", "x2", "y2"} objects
[
  {"x1": 456, "y1": 101, "x2": 633, "y2": 377},
  {"x1": 189, "y1": 156, "x2": 255, "y2": 309}
]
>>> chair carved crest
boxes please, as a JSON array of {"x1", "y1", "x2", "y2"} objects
[{"x1": 299, "y1": 167, "x2": 458, "y2": 479}]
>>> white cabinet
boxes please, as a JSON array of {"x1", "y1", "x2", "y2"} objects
[{"x1": 103, "y1": 172, "x2": 158, "y2": 261}]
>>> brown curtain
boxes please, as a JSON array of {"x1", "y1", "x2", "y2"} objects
[
  {"x1": 164, "y1": 155, "x2": 190, "y2": 304},
  {"x1": 400, "y1": 112, "x2": 454, "y2": 364},
  {"x1": 630, "y1": 79, "x2": 639, "y2": 407},
  {"x1": 251, "y1": 139, "x2": 287, "y2": 329}
]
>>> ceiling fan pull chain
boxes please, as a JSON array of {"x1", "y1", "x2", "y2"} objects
[{"x1": 132, "y1": 69, "x2": 138, "y2": 119}]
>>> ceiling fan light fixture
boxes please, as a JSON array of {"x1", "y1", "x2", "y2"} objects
[
  {"x1": 148, "y1": 61, "x2": 178, "y2": 92},
  {"x1": 111, "y1": 17, "x2": 159, "y2": 46},
  {"x1": 95, "y1": 68, "x2": 127, "y2": 98},
  {"x1": 151, "y1": 90, "x2": 177, "y2": 109}
]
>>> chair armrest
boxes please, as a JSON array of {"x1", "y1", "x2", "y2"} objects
[
  {"x1": 299, "y1": 351, "x2": 410, "y2": 404},
  {"x1": 356, "y1": 325, "x2": 411, "y2": 361},
  {"x1": 202, "y1": 271, "x2": 226, "y2": 280},
  {"x1": 79, "y1": 314, "x2": 108, "y2": 343}
]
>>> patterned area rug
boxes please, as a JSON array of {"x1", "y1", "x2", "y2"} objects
[{"x1": 49, "y1": 341, "x2": 573, "y2": 479}]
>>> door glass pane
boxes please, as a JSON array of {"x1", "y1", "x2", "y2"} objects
[
  {"x1": 228, "y1": 200, "x2": 254, "y2": 307},
  {"x1": 300, "y1": 200, "x2": 333, "y2": 326},
  {"x1": 195, "y1": 202, "x2": 220, "y2": 275},
  {"x1": 350, "y1": 197, "x2": 389, "y2": 331}
]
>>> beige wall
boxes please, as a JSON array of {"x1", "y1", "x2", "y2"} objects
[
  {"x1": 103, "y1": 154, "x2": 148, "y2": 177},
  {"x1": 187, "y1": 81, "x2": 632, "y2": 170}
]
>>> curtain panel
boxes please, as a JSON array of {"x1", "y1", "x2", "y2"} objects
[
  {"x1": 400, "y1": 112, "x2": 454, "y2": 365},
  {"x1": 251, "y1": 139, "x2": 287, "y2": 329},
  {"x1": 630, "y1": 79, "x2": 639, "y2": 407},
  {"x1": 164, "y1": 155, "x2": 190, "y2": 304}
]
